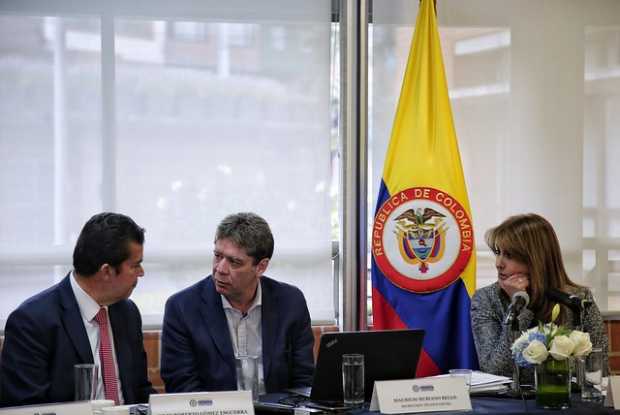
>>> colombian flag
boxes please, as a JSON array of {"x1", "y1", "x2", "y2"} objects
[{"x1": 371, "y1": 0, "x2": 479, "y2": 376}]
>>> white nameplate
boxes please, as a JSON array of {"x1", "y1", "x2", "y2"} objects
[
  {"x1": 0, "y1": 401, "x2": 92, "y2": 415},
  {"x1": 370, "y1": 377, "x2": 472, "y2": 414},
  {"x1": 149, "y1": 391, "x2": 254, "y2": 415}
]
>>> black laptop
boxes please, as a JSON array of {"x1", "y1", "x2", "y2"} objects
[{"x1": 290, "y1": 329, "x2": 425, "y2": 404}]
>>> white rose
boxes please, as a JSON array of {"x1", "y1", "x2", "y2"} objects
[
  {"x1": 549, "y1": 335, "x2": 575, "y2": 360},
  {"x1": 570, "y1": 331, "x2": 593, "y2": 357},
  {"x1": 522, "y1": 340, "x2": 549, "y2": 364}
]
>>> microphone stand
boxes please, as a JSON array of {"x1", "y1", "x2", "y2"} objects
[
  {"x1": 509, "y1": 315, "x2": 521, "y2": 396},
  {"x1": 573, "y1": 302, "x2": 583, "y2": 332},
  {"x1": 504, "y1": 308, "x2": 521, "y2": 396},
  {"x1": 504, "y1": 292, "x2": 530, "y2": 398}
]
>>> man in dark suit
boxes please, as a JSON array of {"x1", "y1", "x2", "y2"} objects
[
  {"x1": 0, "y1": 213, "x2": 155, "y2": 407},
  {"x1": 161, "y1": 212, "x2": 314, "y2": 393}
]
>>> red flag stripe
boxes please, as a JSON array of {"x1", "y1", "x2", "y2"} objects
[{"x1": 371, "y1": 287, "x2": 442, "y2": 377}]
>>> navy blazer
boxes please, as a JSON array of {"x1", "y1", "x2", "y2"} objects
[
  {"x1": 0, "y1": 274, "x2": 154, "y2": 407},
  {"x1": 160, "y1": 275, "x2": 314, "y2": 393}
]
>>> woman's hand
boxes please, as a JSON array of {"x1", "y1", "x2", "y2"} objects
[{"x1": 499, "y1": 272, "x2": 530, "y2": 299}]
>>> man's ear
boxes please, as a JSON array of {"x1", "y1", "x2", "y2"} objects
[
  {"x1": 256, "y1": 258, "x2": 269, "y2": 275},
  {"x1": 99, "y1": 263, "x2": 115, "y2": 280}
]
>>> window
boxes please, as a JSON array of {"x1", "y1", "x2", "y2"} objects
[
  {"x1": 370, "y1": 0, "x2": 620, "y2": 312},
  {"x1": 0, "y1": 1, "x2": 336, "y2": 328},
  {"x1": 3, "y1": 0, "x2": 620, "y2": 331}
]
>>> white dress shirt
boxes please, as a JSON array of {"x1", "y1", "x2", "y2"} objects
[
  {"x1": 70, "y1": 272, "x2": 124, "y2": 404},
  {"x1": 221, "y1": 283, "x2": 265, "y2": 394}
]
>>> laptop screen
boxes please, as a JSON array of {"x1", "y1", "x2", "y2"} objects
[{"x1": 310, "y1": 329, "x2": 425, "y2": 402}]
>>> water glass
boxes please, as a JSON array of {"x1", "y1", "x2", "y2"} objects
[
  {"x1": 74, "y1": 363, "x2": 98, "y2": 401},
  {"x1": 581, "y1": 348, "x2": 603, "y2": 402},
  {"x1": 235, "y1": 355, "x2": 259, "y2": 401},
  {"x1": 342, "y1": 354, "x2": 365, "y2": 406},
  {"x1": 449, "y1": 369, "x2": 472, "y2": 391}
]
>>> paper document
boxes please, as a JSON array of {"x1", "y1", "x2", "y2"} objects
[
  {"x1": 470, "y1": 371, "x2": 512, "y2": 386},
  {"x1": 426, "y1": 371, "x2": 511, "y2": 394},
  {"x1": 469, "y1": 371, "x2": 511, "y2": 394}
]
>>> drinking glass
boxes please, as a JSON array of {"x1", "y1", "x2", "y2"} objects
[
  {"x1": 342, "y1": 354, "x2": 365, "y2": 406},
  {"x1": 74, "y1": 363, "x2": 98, "y2": 401},
  {"x1": 581, "y1": 348, "x2": 603, "y2": 402},
  {"x1": 235, "y1": 355, "x2": 259, "y2": 401},
  {"x1": 449, "y1": 368, "x2": 472, "y2": 391}
]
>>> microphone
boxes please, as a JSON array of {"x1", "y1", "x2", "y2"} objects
[
  {"x1": 504, "y1": 291, "x2": 530, "y2": 326},
  {"x1": 546, "y1": 289, "x2": 591, "y2": 311}
]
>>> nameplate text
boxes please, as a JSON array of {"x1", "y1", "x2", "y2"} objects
[
  {"x1": 369, "y1": 376, "x2": 471, "y2": 414},
  {"x1": 149, "y1": 391, "x2": 254, "y2": 415}
]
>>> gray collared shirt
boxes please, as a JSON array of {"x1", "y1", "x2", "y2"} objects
[{"x1": 221, "y1": 283, "x2": 265, "y2": 394}]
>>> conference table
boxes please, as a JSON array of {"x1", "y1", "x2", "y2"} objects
[{"x1": 256, "y1": 393, "x2": 619, "y2": 415}]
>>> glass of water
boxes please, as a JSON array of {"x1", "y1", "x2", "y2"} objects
[
  {"x1": 449, "y1": 368, "x2": 473, "y2": 391},
  {"x1": 74, "y1": 363, "x2": 98, "y2": 401},
  {"x1": 581, "y1": 348, "x2": 603, "y2": 402},
  {"x1": 342, "y1": 353, "x2": 364, "y2": 406},
  {"x1": 235, "y1": 355, "x2": 260, "y2": 401}
]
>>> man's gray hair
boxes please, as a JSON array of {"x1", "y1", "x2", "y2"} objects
[{"x1": 215, "y1": 212, "x2": 274, "y2": 263}]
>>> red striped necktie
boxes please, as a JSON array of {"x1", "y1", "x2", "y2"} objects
[{"x1": 94, "y1": 307, "x2": 120, "y2": 404}]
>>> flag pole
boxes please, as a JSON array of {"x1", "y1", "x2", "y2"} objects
[{"x1": 340, "y1": 0, "x2": 369, "y2": 331}]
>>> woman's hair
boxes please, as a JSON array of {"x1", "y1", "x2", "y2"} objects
[{"x1": 485, "y1": 213, "x2": 580, "y2": 323}]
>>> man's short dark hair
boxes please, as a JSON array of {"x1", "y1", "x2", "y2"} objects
[
  {"x1": 215, "y1": 212, "x2": 274, "y2": 263},
  {"x1": 73, "y1": 212, "x2": 145, "y2": 276}
]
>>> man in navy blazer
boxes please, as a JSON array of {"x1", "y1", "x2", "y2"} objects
[
  {"x1": 0, "y1": 213, "x2": 155, "y2": 407},
  {"x1": 161, "y1": 212, "x2": 314, "y2": 393}
]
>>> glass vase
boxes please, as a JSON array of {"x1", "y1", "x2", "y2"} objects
[{"x1": 535, "y1": 358, "x2": 571, "y2": 409}]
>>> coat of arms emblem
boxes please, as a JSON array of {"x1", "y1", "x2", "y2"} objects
[
  {"x1": 394, "y1": 208, "x2": 447, "y2": 273},
  {"x1": 372, "y1": 187, "x2": 473, "y2": 293}
]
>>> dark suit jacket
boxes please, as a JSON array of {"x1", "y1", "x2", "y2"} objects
[
  {"x1": 160, "y1": 275, "x2": 314, "y2": 393},
  {"x1": 0, "y1": 274, "x2": 154, "y2": 407}
]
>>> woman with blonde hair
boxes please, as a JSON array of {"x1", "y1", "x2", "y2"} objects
[{"x1": 471, "y1": 213, "x2": 608, "y2": 380}]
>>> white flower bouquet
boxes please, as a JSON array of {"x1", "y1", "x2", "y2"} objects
[{"x1": 511, "y1": 304, "x2": 593, "y2": 367}]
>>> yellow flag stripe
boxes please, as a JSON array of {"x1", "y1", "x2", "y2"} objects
[{"x1": 381, "y1": 0, "x2": 476, "y2": 296}]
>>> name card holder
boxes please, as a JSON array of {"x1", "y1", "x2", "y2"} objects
[
  {"x1": 0, "y1": 401, "x2": 92, "y2": 415},
  {"x1": 370, "y1": 377, "x2": 471, "y2": 414},
  {"x1": 149, "y1": 391, "x2": 254, "y2": 415}
]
